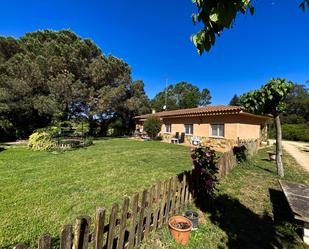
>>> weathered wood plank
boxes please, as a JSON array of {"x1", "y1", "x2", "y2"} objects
[
  {"x1": 128, "y1": 193, "x2": 139, "y2": 249},
  {"x1": 158, "y1": 180, "x2": 167, "y2": 228},
  {"x1": 144, "y1": 186, "x2": 154, "y2": 239},
  {"x1": 181, "y1": 174, "x2": 186, "y2": 207},
  {"x1": 137, "y1": 189, "x2": 147, "y2": 245},
  {"x1": 170, "y1": 176, "x2": 178, "y2": 215},
  {"x1": 117, "y1": 197, "x2": 130, "y2": 249},
  {"x1": 38, "y1": 234, "x2": 52, "y2": 249},
  {"x1": 176, "y1": 177, "x2": 182, "y2": 213},
  {"x1": 279, "y1": 180, "x2": 309, "y2": 221},
  {"x1": 152, "y1": 182, "x2": 161, "y2": 231},
  {"x1": 106, "y1": 204, "x2": 118, "y2": 249},
  {"x1": 93, "y1": 208, "x2": 105, "y2": 249},
  {"x1": 164, "y1": 178, "x2": 172, "y2": 224},
  {"x1": 60, "y1": 224, "x2": 73, "y2": 249},
  {"x1": 73, "y1": 216, "x2": 91, "y2": 249}
]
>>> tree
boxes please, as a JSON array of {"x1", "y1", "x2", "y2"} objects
[
  {"x1": 0, "y1": 30, "x2": 145, "y2": 139},
  {"x1": 240, "y1": 78, "x2": 293, "y2": 177},
  {"x1": 143, "y1": 116, "x2": 162, "y2": 139},
  {"x1": 229, "y1": 94, "x2": 240, "y2": 106},
  {"x1": 281, "y1": 84, "x2": 309, "y2": 124},
  {"x1": 151, "y1": 82, "x2": 211, "y2": 111},
  {"x1": 191, "y1": 0, "x2": 308, "y2": 54}
]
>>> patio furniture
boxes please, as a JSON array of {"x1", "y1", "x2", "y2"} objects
[
  {"x1": 171, "y1": 138, "x2": 179, "y2": 144},
  {"x1": 179, "y1": 132, "x2": 185, "y2": 143},
  {"x1": 191, "y1": 136, "x2": 201, "y2": 146},
  {"x1": 279, "y1": 180, "x2": 309, "y2": 245}
]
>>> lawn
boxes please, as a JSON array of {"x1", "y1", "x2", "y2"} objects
[
  {"x1": 0, "y1": 138, "x2": 192, "y2": 248},
  {"x1": 140, "y1": 147, "x2": 309, "y2": 249}
]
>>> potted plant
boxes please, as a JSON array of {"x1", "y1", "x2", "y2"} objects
[
  {"x1": 184, "y1": 210, "x2": 199, "y2": 230},
  {"x1": 168, "y1": 216, "x2": 192, "y2": 245}
]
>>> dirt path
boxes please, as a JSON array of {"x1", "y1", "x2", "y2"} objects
[{"x1": 281, "y1": 141, "x2": 309, "y2": 173}]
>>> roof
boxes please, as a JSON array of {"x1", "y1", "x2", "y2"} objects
[{"x1": 135, "y1": 105, "x2": 270, "y2": 120}]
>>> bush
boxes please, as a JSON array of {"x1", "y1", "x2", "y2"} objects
[
  {"x1": 143, "y1": 116, "x2": 162, "y2": 139},
  {"x1": 28, "y1": 131, "x2": 57, "y2": 151},
  {"x1": 269, "y1": 123, "x2": 309, "y2": 142},
  {"x1": 83, "y1": 137, "x2": 94, "y2": 147},
  {"x1": 191, "y1": 147, "x2": 219, "y2": 198}
]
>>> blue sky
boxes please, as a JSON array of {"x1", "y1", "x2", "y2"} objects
[{"x1": 1, "y1": 0, "x2": 308, "y2": 104}]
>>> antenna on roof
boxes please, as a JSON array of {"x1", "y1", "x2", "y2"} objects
[{"x1": 163, "y1": 78, "x2": 168, "y2": 111}]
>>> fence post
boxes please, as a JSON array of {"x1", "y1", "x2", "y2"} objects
[
  {"x1": 38, "y1": 234, "x2": 52, "y2": 249},
  {"x1": 144, "y1": 186, "x2": 154, "y2": 239},
  {"x1": 152, "y1": 181, "x2": 161, "y2": 231},
  {"x1": 117, "y1": 197, "x2": 130, "y2": 249},
  {"x1": 106, "y1": 204, "x2": 118, "y2": 249},
  {"x1": 164, "y1": 178, "x2": 172, "y2": 224},
  {"x1": 60, "y1": 225, "x2": 73, "y2": 249},
  {"x1": 158, "y1": 180, "x2": 167, "y2": 228},
  {"x1": 73, "y1": 216, "x2": 91, "y2": 249},
  {"x1": 93, "y1": 208, "x2": 105, "y2": 249},
  {"x1": 137, "y1": 189, "x2": 147, "y2": 245},
  {"x1": 128, "y1": 193, "x2": 139, "y2": 249},
  {"x1": 170, "y1": 176, "x2": 178, "y2": 215}
]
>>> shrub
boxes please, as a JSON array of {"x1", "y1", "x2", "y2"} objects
[
  {"x1": 143, "y1": 116, "x2": 162, "y2": 139},
  {"x1": 269, "y1": 123, "x2": 309, "y2": 142},
  {"x1": 28, "y1": 131, "x2": 57, "y2": 151},
  {"x1": 83, "y1": 137, "x2": 94, "y2": 147},
  {"x1": 191, "y1": 147, "x2": 219, "y2": 198}
]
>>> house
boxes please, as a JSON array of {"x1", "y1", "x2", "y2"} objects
[{"x1": 135, "y1": 105, "x2": 270, "y2": 150}]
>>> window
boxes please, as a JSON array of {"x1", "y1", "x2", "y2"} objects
[
  {"x1": 165, "y1": 124, "x2": 171, "y2": 133},
  {"x1": 211, "y1": 124, "x2": 224, "y2": 137},
  {"x1": 185, "y1": 124, "x2": 193, "y2": 135}
]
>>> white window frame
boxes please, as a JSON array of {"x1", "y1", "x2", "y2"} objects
[
  {"x1": 210, "y1": 124, "x2": 225, "y2": 138},
  {"x1": 184, "y1": 124, "x2": 193, "y2": 135},
  {"x1": 165, "y1": 124, "x2": 172, "y2": 133}
]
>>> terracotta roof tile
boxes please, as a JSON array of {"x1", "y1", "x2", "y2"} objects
[{"x1": 135, "y1": 105, "x2": 245, "y2": 119}]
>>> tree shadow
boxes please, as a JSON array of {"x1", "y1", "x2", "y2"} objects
[
  {"x1": 0, "y1": 147, "x2": 6, "y2": 153},
  {"x1": 205, "y1": 194, "x2": 279, "y2": 249},
  {"x1": 189, "y1": 185, "x2": 305, "y2": 249}
]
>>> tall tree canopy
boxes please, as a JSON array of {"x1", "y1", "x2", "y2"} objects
[
  {"x1": 0, "y1": 30, "x2": 149, "y2": 139},
  {"x1": 229, "y1": 94, "x2": 240, "y2": 106},
  {"x1": 150, "y1": 82, "x2": 211, "y2": 111},
  {"x1": 240, "y1": 78, "x2": 293, "y2": 177},
  {"x1": 281, "y1": 83, "x2": 309, "y2": 124},
  {"x1": 192, "y1": 0, "x2": 308, "y2": 54}
]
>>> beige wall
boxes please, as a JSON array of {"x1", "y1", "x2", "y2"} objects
[{"x1": 157, "y1": 114, "x2": 265, "y2": 141}]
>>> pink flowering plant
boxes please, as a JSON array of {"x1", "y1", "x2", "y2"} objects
[{"x1": 191, "y1": 146, "x2": 219, "y2": 197}]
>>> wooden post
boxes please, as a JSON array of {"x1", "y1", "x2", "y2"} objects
[
  {"x1": 14, "y1": 244, "x2": 27, "y2": 249},
  {"x1": 117, "y1": 197, "x2": 130, "y2": 249},
  {"x1": 73, "y1": 216, "x2": 91, "y2": 249},
  {"x1": 60, "y1": 225, "x2": 73, "y2": 249},
  {"x1": 170, "y1": 176, "x2": 178, "y2": 215},
  {"x1": 158, "y1": 180, "x2": 167, "y2": 228},
  {"x1": 176, "y1": 178, "x2": 182, "y2": 213},
  {"x1": 93, "y1": 208, "x2": 105, "y2": 249},
  {"x1": 107, "y1": 204, "x2": 118, "y2": 249},
  {"x1": 38, "y1": 234, "x2": 52, "y2": 249},
  {"x1": 137, "y1": 189, "x2": 147, "y2": 245},
  {"x1": 152, "y1": 182, "x2": 161, "y2": 231},
  {"x1": 144, "y1": 186, "x2": 154, "y2": 239},
  {"x1": 181, "y1": 174, "x2": 186, "y2": 208},
  {"x1": 128, "y1": 193, "x2": 139, "y2": 249},
  {"x1": 164, "y1": 178, "x2": 172, "y2": 224}
]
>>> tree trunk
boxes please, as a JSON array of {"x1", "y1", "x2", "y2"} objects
[{"x1": 275, "y1": 115, "x2": 284, "y2": 177}]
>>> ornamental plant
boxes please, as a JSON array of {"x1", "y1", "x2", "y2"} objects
[
  {"x1": 143, "y1": 115, "x2": 162, "y2": 139},
  {"x1": 191, "y1": 146, "x2": 218, "y2": 197}
]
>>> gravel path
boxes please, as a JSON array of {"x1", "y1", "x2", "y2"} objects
[{"x1": 281, "y1": 141, "x2": 309, "y2": 173}]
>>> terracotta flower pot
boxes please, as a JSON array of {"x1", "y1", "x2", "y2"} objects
[{"x1": 168, "y1": 216, "x2": 192, "y2": 245}]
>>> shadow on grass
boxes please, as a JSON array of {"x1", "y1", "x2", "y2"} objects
[
  {"x1": 0, "y1": 147, "x2": 6, "y2": 153},
  {"x1": 190, "y1": 189, "x2": 305, "y2": 249}
]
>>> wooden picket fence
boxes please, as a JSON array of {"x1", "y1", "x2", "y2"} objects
[{"x1": 14, "y1": 172, "x2": 193, "y2": 249}]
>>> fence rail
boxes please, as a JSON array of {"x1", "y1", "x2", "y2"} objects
[{"x1": 14, "y1": 172, "x2": 193, "y2": 249}]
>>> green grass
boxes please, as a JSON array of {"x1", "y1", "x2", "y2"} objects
[
  {"x1": 0, "y1": 138, "x2": 192, "y2": 248},
  {"x1": 140, "y1": 147, "x2": 309, "y2": 249}
]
